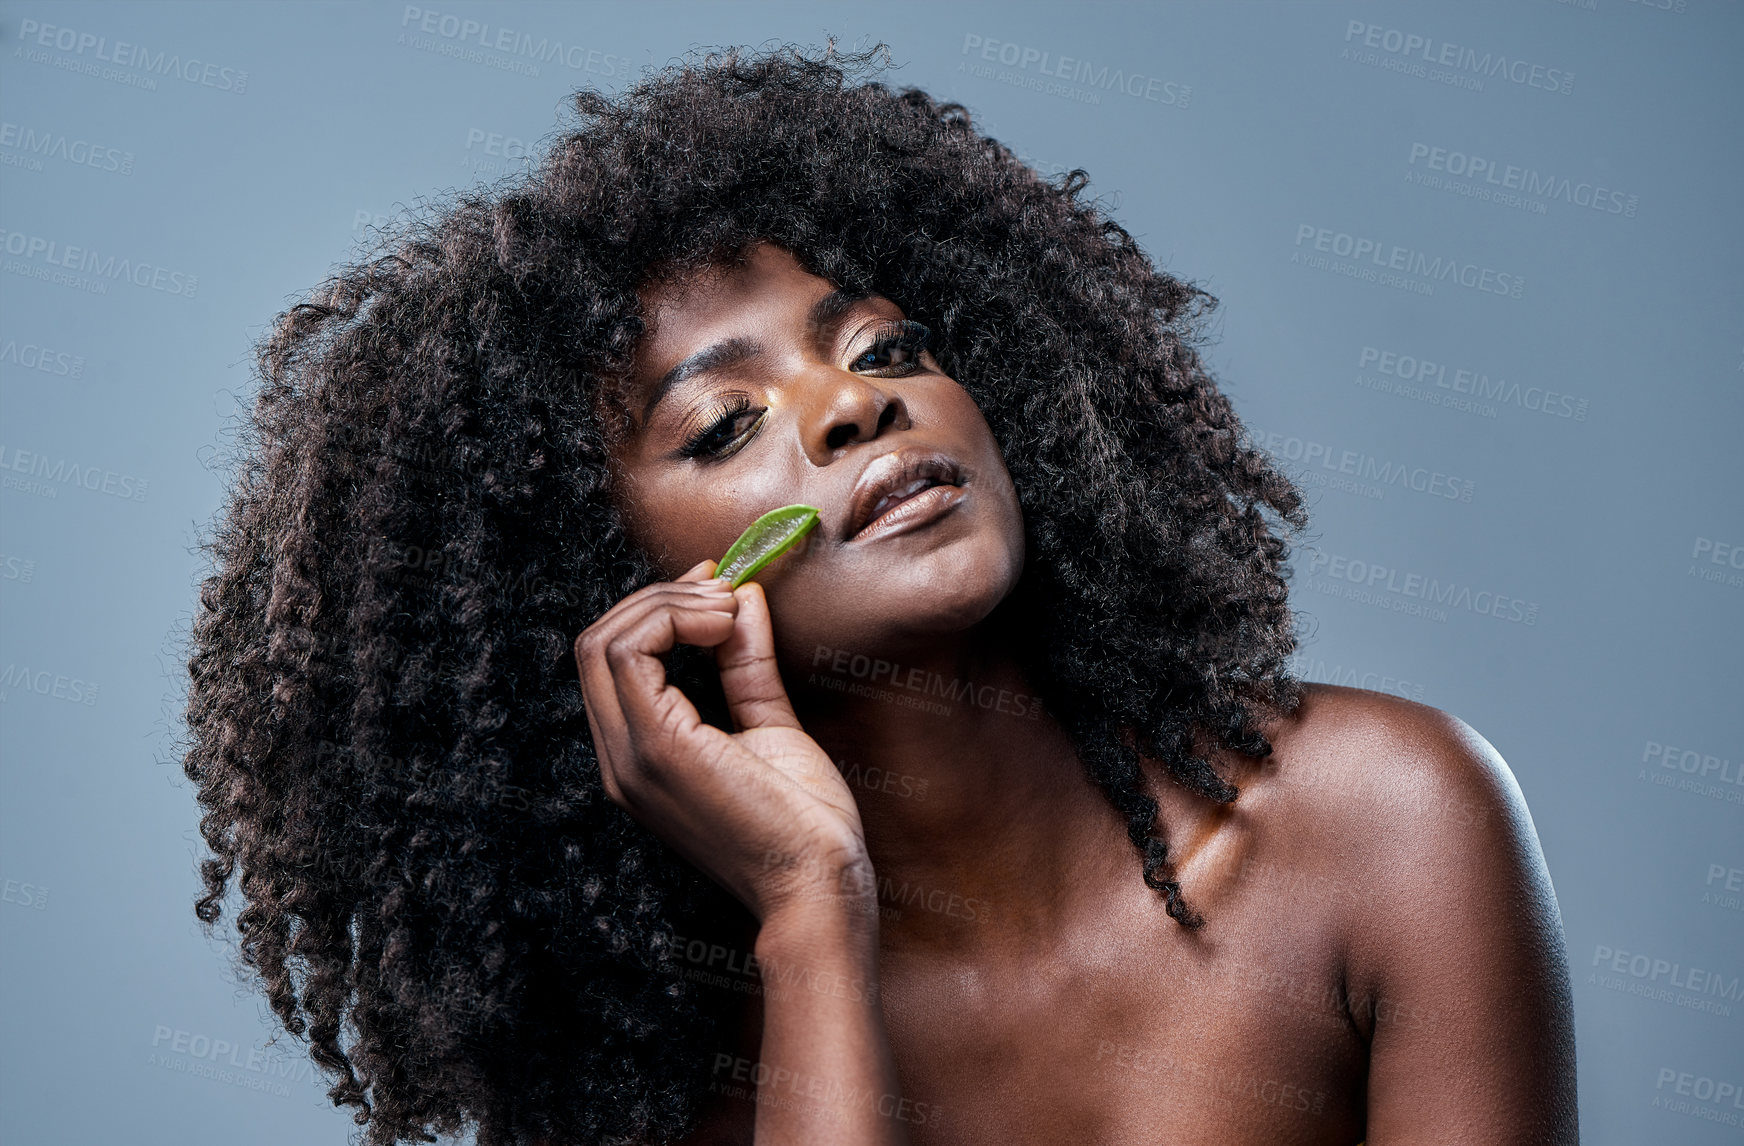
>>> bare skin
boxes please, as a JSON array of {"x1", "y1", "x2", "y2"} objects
[{"x1": 574, "y1": 241, "x2": 1578, "y2": 1145}]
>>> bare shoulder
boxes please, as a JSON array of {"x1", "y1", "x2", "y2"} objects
[
  {"x1": 1240, "y1": 690, "x2": 1578, "y2": 1138},
  {"x1": 1246, "y1": 682, "x2": 1535, "y2": 849},
  {"x1": 1249, "y1": 682, "x2": 1568, "y2": 993},
  {"x1": 1221, "y1": 682, "x2": 1564, "y2": 964}
]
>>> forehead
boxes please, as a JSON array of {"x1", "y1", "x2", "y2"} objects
[{"x1": 635, "y1": 244, "x2": 832, "y2": 370}]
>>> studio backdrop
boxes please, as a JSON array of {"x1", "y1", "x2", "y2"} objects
[{"x1": 0, "y1": 1, "x2": 1739, "y2": 1143}]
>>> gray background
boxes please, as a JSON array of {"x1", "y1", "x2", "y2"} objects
[{"x1": 2, "y1": 1, "x2": 1739, "y2": 1142}]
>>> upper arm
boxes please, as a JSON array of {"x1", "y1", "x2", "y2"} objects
[{"x1": 1342, "y1": 704, "x2": 1577, "y2": 1145}]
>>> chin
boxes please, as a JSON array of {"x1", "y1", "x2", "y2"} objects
[
  {"x1": 795, "y1": 530, "x2": 1023, "y2": 654},
  {"x1": 899, "y1": 540, "x2": 1019, "y2": 635}
]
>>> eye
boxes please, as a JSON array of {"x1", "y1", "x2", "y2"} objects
[
  {"x1": 850, "y1": 320, "x2": 933, "y2": 377},
  {"x1": 677, "y1": 393, "x2": 765, "y2": 460}
]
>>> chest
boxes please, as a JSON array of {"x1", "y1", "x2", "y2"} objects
[{"x1": 872, "y1": 921, "x2": 1368, "y2": 1145}]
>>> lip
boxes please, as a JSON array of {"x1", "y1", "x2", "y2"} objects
[{"x1": 841, "y1": 448, "x2": 968, "y2": 542}]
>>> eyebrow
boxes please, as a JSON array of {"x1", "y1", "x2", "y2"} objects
[{"x1": 638, "y1": 286, "x2": 872, "y2": 427}]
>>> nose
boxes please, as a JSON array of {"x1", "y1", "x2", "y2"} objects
[{"x1": 800, "y1": 369, "x2": 909, "y2": 465}]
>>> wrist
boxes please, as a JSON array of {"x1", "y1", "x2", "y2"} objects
[
  {"x1": 755, "y1": 855, "x2": 881, "y2": 955},
  {"x1": 753, "y1": 843, "x2": 875, "y2": 916}
]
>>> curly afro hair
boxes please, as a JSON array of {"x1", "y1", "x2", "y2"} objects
[{"x1": 180, "y1": 38, "x2": 1306, "y2": 1146}]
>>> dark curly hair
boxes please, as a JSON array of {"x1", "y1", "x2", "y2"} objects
[{"x1": 180, "y1": 39, "x2": 1306, "y2": 1146}]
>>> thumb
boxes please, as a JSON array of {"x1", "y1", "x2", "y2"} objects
[{"x1": 714, "y1": 580, "x2": 802, "y2": 732}]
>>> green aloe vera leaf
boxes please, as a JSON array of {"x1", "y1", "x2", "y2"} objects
[{"x1": 715, "y1": 504, "x2": 821, "y2": 588}]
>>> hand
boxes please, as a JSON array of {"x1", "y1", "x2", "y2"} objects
[{"x1": 574, "y1": 559, "x2": 872, "y2": 923}]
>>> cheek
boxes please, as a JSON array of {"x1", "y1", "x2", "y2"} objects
[
  {"x1": 606, "y1": 459, "x2": 708, "y2": 574},
  {"x1": 915, "y1": 386, "x2": 1025, "y2": 558},
  {"x1": 949, "y1": 402, "x2": 1024, "y2": 543},
  {"x1": 616, "y1": 473, "x2": 795, "y2": 579}
]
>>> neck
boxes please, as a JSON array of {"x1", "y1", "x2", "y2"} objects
[{"x1": 783, "y1": 614, "x2": 1119, "y2": 950}]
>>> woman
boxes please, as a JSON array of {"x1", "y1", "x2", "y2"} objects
[{"x1": 181, "y1": 41, "x2": 1577, "y2": 1146}]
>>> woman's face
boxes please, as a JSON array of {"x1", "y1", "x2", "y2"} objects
[{"x1": 606, "y1": 240, "x2": 1026, "y2": 660}]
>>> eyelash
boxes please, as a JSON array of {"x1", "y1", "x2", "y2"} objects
[
  {"x1": 676, "y1": 320, "x2": 934, "y2": 460},
  {"x1": 852, "y1": 319, "x2": 933, "y2": 377},
  {"x1": 678, "y1": 392, "x2": 760, "y2": 459}
]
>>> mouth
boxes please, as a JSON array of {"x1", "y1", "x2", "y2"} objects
[{"x1": 842, "y1": 449, "x2": 967, "y2": 542}]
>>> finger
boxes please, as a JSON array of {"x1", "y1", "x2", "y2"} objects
[
  {"x1": 576, "y1": 583, "x2": 734, "y2": 802},
  {"x1": 578, "y1": 584, "x2": 738, "y2": 705},
  {"x1": 609, "y1": 602, "x2": 740, "y2": 773},
  {"x1": 715, "y1": 579, "x2": 803, "y2": 732},
  {"x1": 576, "y1": 619, "x2": 637, "y2": 802},
  {"x1": 581, "y1": 582, "x2": 739, "y2": 676},
  {"x1": 579, "y1": 684, "x2": 629, "y2": 805},
  {"x1": 676, "y1": 557, "x2": 724, "y2": 583},
  {"x1": 575, "y1": 586, "x2": 732, "y2": 736}
]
